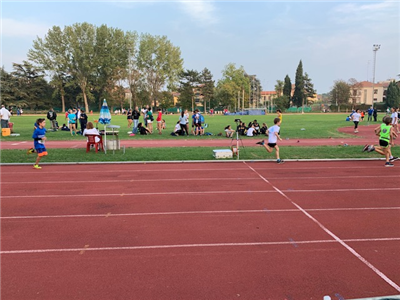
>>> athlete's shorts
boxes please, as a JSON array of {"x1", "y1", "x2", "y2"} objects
[
  {"x1": 36, "y1": 147, "x2": 48, "y2": 157},
  {"x1": 268, "y1": 143, "x2": 277, "y2": 148},
  {"x1": 379, "y1": 139, "x2": 389, "y2": 148}
]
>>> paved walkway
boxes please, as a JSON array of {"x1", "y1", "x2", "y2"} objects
[{"x1": 0, "y1": 126, "x2": 378, "y2": 150}]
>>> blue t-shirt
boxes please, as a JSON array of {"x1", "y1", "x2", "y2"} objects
[
  {"x1": 32, "y1": 127, "x2": 47, "y2": 150},
  {"x1": 68, "y1": 113, "x2": 77, "y2": 124}
]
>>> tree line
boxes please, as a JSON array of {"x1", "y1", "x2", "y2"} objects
[{"x1": 0, "y1": 22, "x2": 320, "y2": 113}]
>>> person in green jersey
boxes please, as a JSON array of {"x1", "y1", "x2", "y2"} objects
[{"x1": 363, "y1": 116, "x2": 397, "y2": 167}]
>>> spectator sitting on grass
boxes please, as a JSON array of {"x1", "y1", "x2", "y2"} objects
[
  {"x1": 224, "y1": 125, "x2": 235, "y2": 138},
  {"x1": 260, "y1": 123, "x2": 268, "y2": 135},
  {"x1": 172, "y1": 121, "x2": 183, "y2": 136},
  {"x1": 237, "y1": 121, "x2": 247, "y2": 136},
  {"x1": 246, "y1": 124, "x2": 257, "y2": 137},
  {"x1": 138, "y1": 122, "x2": 151, "y2": 135}
]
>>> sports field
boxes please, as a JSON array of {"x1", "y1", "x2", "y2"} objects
[{"x1": 1, "y1": 113, "x2": 400, "y2": 299}]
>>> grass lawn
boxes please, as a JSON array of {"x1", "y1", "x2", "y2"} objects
[
  {"x1": 2, "y1": 112, "x2": 396, "y2": 164},
  {"x1": 1, "y1": 112, "x2": 367, "y2": 142}
]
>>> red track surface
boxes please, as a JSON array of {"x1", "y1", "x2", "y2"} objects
[
  {"x1": 1, "y1": 161, "x2": 400, "y2": 299},
  {"x1": 0, "y1": 125, "x2": 378, "y2": 149}
]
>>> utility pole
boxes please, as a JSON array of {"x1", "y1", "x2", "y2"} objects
[{"x1": 371, "y1": 44, "x2": 380, "y2": 108}]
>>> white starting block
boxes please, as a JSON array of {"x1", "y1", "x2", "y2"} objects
[{"x1": 213, "y1": 149, "x2": 233, "y2": 159}]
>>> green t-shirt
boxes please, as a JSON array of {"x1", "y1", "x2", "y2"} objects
[{"x1": 380, "y1": 123, "x2": 391, "y2": 142}]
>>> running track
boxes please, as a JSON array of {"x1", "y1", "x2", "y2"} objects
[{"x1": 1, "y1": 161, "x2": 400, "y2": 299}]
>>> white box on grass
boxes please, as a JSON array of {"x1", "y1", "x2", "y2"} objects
[{"x1": 213, "y1": 149, "x2": 233, "y2": 159}]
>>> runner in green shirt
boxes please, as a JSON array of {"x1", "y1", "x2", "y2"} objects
[{"x1": 363, "y1": 116, "x2": 398, "y2": 167}]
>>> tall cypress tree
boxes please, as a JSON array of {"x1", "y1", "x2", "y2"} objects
[
  {"x1": 292, "y1": 60, "x2": 304, "y2": 107},
  {"x1": 283, "y1": 75, "x2": 292, "y2": 99},
  {"x1": 386, "y1": 80, "x2": 400, "y2": 108}
]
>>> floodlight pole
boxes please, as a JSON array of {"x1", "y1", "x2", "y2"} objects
[{"x1": 371, "y1": 44, "x2": 380, "y2": 108}]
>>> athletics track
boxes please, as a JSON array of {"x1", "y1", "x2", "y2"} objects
[{"x1": 1, "y1": 125, "x2": 400, "y2": 299}]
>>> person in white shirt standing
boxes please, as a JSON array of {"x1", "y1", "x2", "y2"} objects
[
  {"x1": 1, "y1": 105, "x2": 12, "y2": 129},
  {"x1": 390, "y1": 107, "x2": 399, "y2": 134},
  {"x1": 351, "y1": 109, "x2": 362, "y2": 133},
  {"x1": 256, "y1": 117, "x2": 284, "y2": 164}
]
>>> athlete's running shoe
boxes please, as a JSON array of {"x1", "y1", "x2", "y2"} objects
[
  {"x1": 385, "y1": 162, "x2": 394, "y2": 167},
  {"x1": 33, "y1": 164, "x2": 42, "y2": 169},
  {"x1": 367, "y1": 145, "x2": 375, "y2": 152},
  {"x1": 277, "y1": 159, "x2": 285, "y2": 164},
  {"x1": 27, "y1": 148, "x2": 35, "y2": 154},
  {"x1": 256, "y1": 140, "x2": 265, "y2": 145},
  {"x1": 389, "y1": 157, "x2": 399, "y2": 162},
  {"x1": 362, "y1": 144, "x2": 369, "y2": 152}
]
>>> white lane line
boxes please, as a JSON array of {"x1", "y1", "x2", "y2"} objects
[
  {"x1": 2, "y1": 237, "x2": 400, "y2": 255},
  {"x1": 2, "y1": 207, "x2": 400, "y2": 220},
  {"x1": 3, "y1": 164, "x2": 398, "y2": 174},
  {"x1": 244, "y1": 162, "x2": 400, "y2": 293},
  {"x1": 0, "y1": 190, "x2": 276, "y2": 199},
  {"x1": 0, "y1": 177, "x2": 257, "y2": 184},
  {"x1": 1, "y1": 175, "x2": 395, "y2": 184},
  {"x1": 3, "y1": 187, "x2": 400, "y2": 199}
]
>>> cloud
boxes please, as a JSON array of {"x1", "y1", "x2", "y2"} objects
[
  {"x1": 331, "y1": 1, "x2": 398, "y2": 25},
  {"x1": 2, "y1": 18, "x2": 49, "y2": 39},
  {"x1": 178, "y1": 0, "x2": 218, "y2": 25}
]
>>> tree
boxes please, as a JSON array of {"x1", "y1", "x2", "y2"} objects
[
  {"x1": 274, "y1": 80, "x2": 284, "y2": 97},
  {"x1": 274, "y1": 95, "x2": 290, "y2": 111},
  {"x1": 158, "y1": 91, "x2": 174, "y2": 111},
  {"x1": 11, "y1": 61, "x2": 53, "y2": 110},
  {"x1": 304, "y1": 72, "x2": 316, "y2": 105},
  {"x1": 64, "y1": 22, "x2": 97, "y2": 112},
  {"x1": 292, "y1": 60, "x2": 304, "y2": 107},
  {"x1": 200, "y1": 68, "x2": 215, "y2": 111},
  {"x1": 92, "y1": 25, "x2": 130, "y2": 110},
  {"x1": 283, "y1": 75, "x2": 292, "y2": 100},
  {"x1": 386, "y1": 80, "x2": 400, "y2": 108},
  {"x1": 28, "y1": 25, "x2": 70, "y2": 112},
  {"x1": 331, "y1": 80, "x2": 350, "y2": 112},
  {"x1": 137, "y1": 34, "x2": 183, "y2": 109},
  {"x1": 126, "y1": 31, "x2": 140, "y2": 109},
  {"x1": 216, "y1": 63, "x2": 250, "y2": 110},
  {"x1": 178, "y1": 69, "x2": 200, "y2": 110}
]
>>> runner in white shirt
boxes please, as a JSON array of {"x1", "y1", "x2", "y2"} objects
[
  {"x1": 256, "y1": 117, "x2": 284, "y2": 164},
  {"x1": 351, "y1": 109, "x2": 362, "y2": 133}
]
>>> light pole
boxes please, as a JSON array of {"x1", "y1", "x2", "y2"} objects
[{"x1": 371, "y1": 44, "x2": 380, "y2": 107}]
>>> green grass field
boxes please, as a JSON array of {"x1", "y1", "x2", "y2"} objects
[
  {"x1": 2, "y1": 113, "x2": 397, "y2": 164},
  {"x1": 1, "y1": 112, "x2": 362, "y2": 142}
]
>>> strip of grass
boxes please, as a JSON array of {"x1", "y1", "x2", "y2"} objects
[
  {"x1": 2, "y1": 145, "x2": 397, "y2": 164},
  {"x1": 0, "y1": 113, "x2": 378, "y2": 142}
]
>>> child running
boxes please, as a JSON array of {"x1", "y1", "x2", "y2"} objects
[
  {"x1": 256, "y1": 117, "x2": 284, "y2": 164},
  {"x1": 32, "y1": 118, "x2": 48, "y2": 169},
  {"x1": 363, "y1": 116, "x2": 398, "y2": 167}
]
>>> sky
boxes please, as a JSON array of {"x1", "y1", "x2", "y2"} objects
[{"x1": 1, "y1": 0, "x2": 399, "y2": 94}]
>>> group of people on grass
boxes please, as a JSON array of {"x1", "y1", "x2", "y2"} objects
[
  {"x1": 172, "y1": 109, "x2": 205, "y2": 136},
  {"x1": 128, "y1": 106, "x2": 165, "y2": 136}
]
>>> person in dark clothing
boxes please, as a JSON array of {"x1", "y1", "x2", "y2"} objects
[
  {"x1": 79, "y1": 109, "x2": 88, "y2": 134},
  {"x1": 373, "y1": 108, "x2": 378, "y2": 122}
]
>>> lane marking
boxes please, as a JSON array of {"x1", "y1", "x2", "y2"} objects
[
  {"x1": 1, "y1": 177, "x2": 258, "y2": 184},
  {"x1": 2, "y1": 237, "x2": 400, "y2": 255},
  {"x1": 2, "y1": 164, "x2": 399, "y2": 175},
  {"x1": 3, "y1": 188, "x2": 400, "y2": 199},
  {"x1": 2, "y1": 207, "x2": 400, "y2": 220},
  {"x1": 244, "y1": 162, "x2": 400, "y2": 293},
  {"x1": 1, "y1": 190, "x2": 277, "y2": 199},
  {"x1": 79, "y1": 244, "x2": 89, "y2": 255}
]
